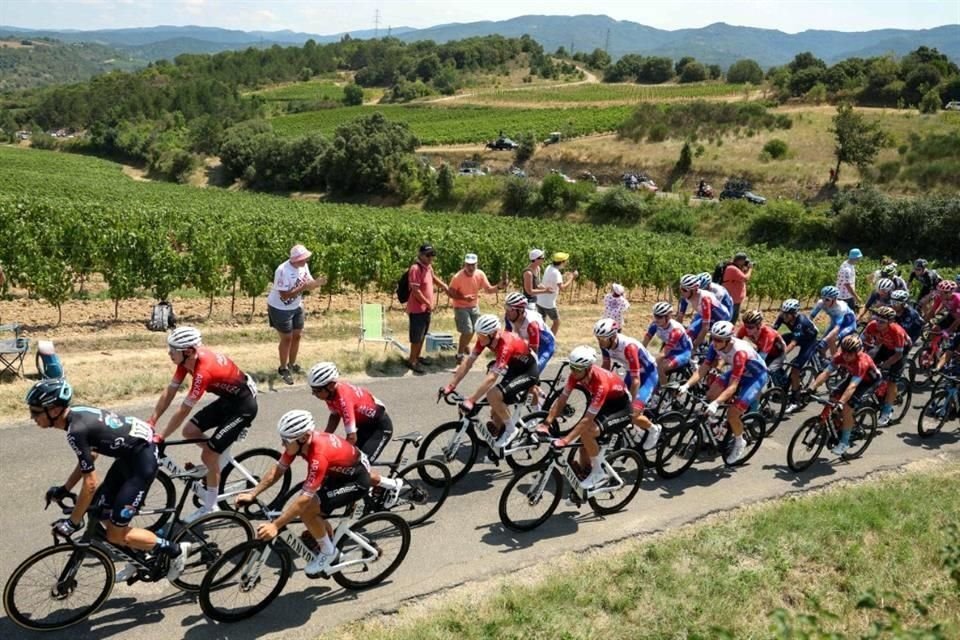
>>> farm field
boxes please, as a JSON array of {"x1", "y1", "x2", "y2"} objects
[
  {"x1": 250, "y1": 78, "x2": 383, "y2": 103},
  {"x1": 463, "y1": 81, "x2": 750, "y2": 105}
]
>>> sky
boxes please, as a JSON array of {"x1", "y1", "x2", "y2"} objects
[{"x1": 2, "y1": 0, "x2": 958, "y2": 34}]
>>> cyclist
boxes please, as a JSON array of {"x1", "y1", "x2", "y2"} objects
[
  {"x1": 237, "y1": 410, "x2": 368, "y2": 578},
  {"x1": 808, "y1": 335, "x2": 880, "y2": 456},
  {"x1": 679, "y1": 273, "x2": 730, "y2": 348},
  {"x1": 934, "y1": 331, "x2": 960, "y2": 373},
  {"x1": 594, "y1": 319, "x2": 662, "y2": 450},
  {"x1": 443, "y1": 314, "x2": 539, "y2": 448},
  {"x1": 540, "y1": 346, "x2": 632, "y2": 489},
  {"x1": 678, "y1": 321, "x2": 768, "y2": 465},
  {"x1": 773, "y1": 299, "x2": 821, "y2": 413},
  {"x1": 879, "y1": 263, "x2": 907, "y2": 292},
  {"x1": 810, "y1": 286, "x2": 857, "y2": 357},
  {"x1": 924, "y1": 280, "x2": 960, "y2": 336},
  {"x1": 27, "y1": 379, "x2": 190, "y2": 581},
  {"x1": 737, "y1": 310, "x2": 786, "y2": 370},
  {"x1": 909, "y1": 258, "x2": 941, "y2": 312},
  {"x1": 700, "y1": 272, "x2": 735, "y2": 319},
  {"x1": 862, "y1": 306, "x2": 910, "y2": 426},
  {"x1": 149, "y1": 326, "x2": 258, "y2": 522},
  {"x1": 858, "y1": 278, "x2": 896, "y2": 321},
  {"x1": 505, "y1": 291, "x2": 556, "y2": 408},
  {"x1": 643, "y1": 301, "x2": 694, "y2": 386},
  {"x1": 890, "y1": 290, "x2": 923, "y2": 342},
  {"x1": 307, "y1": 362, "x2": 403, "y2": 507}
]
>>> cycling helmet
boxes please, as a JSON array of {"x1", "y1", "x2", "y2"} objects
[
  {"x1": 474, "y1": 314, "x2": 501, "y2": 336},
  {"x1": 780, "y1": 299, "x2": 801, "y2": 313},
  {"x1": 820, "y1": 286, "x2": 840, "y2": 299},
  {"x1": 504, "y1": 292, "x2": 527, "y2": 309},
  {"x1": 699, "y1": 272, "x2": 712, "y2": 288},
  {"x1": 873, "y1": 306, "x2": 896, "y2": 321},
  {"x1": 679, "y1": 274, "x2": 700, "y2": 290},
  {"x1": 277, "y1": 410, "x2": 315, "y2": 441},
  {"x1": 568, "y1": 345, "x2": 598, "y2": 369},
  {"x1": 937, "y1": 280, "x2": 957, "y2": 293},
  {"x1": 742, "y1": 309, "x2": 763, "y2": 326},
  {"x1": 167, "y1": 326, "x2": 202, "y2": 350},
  {"x1": 876, "y1": 278, "x2": 894, "y2": 292},
  {"x1": 593, "y1": 318, "x2": 619, "y2": 339},
  {"x1": 25, "y1": 378, "x2": 73, "y2": 409},
  {"x1": 652, "y1": 301, "x2": 673, "y2": 317},
  {"x1": 890, "y1": 290, "x2": 909, "y2": 303},
  {"x1": 710, "y1": 321, "x2": 735, "y2": 340},
  {"x1": 880, "y1": 264, "x2": 897, "y2": 277},
  {"x1": 307, "y1": 362, "x2": 339, "y2": 388},
  {"x1": 914, "y1": 258, "x2": 928, "y2": 269},
  {"x1": 840, "y1": 335, "x2": 862, "y2": 353}
]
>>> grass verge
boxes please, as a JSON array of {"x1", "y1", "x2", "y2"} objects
[{"x1": 340, "y1": 462, "x2": 960, "y2": 640}]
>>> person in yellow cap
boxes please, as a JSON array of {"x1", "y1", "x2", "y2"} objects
[{"x1": 537, "y1": 252, "x2": 578, "y2": 336}]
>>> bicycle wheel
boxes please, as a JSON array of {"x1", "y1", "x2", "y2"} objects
[
  {"x1": 417, "y1": 421, "x2": 479, "y2": 486},
  {"x1": 504, "y1": 411, "x2": 552, "y2": 472},
  {"x1": 890, "y1": 375, "x2": 913, "y2": 425},
  {"x1": 909, "y1": 348, "x2": 934, "y2": 390},
  {"x1": 332, "y1": 512, "x2": 411, "y2": 590},
  {"x1": 655, "y1": 417, "x2": 701, "y2": 479},
  {"x1": 3, "y1": 544, "x2": 114, "y2": 631},
  {"x1": 917, "y1": 387, "x2": 954, "y2": 438},
  {"x1": 730, "y1": 413, "x2": 766, "y2": 467},
  {"x1": 787, "y1": 417, "x2": 827, "y2": 472},
  {"x1": 170, "y1": 511, "x2": 255, "y2": 591},
  {"x1": 199, "y1": 540, "x2": 292, "y2": 623},
  {"x1": 588, "y1": 448, "x2": 644, "y2": 515},
  {"x1": 844, "y1": 407, "x2": 877, "y2": 459},
  {"x1": 133, "y1": 470, "x2": 176, "y2": 533},
  {"x1": 756, "y1": 387, "x2": 787, "y2": 435},
  {"x1": 498, "y1": 465, "x2": 563, "y2": 532},
  {"x1": 543, "y1": 387, "x2": 589, "y2": 436},
  {"x1": 391, "y1": 459, "x2": 451, "y2": 527},
  {"x1": 220, "y1": 448, "x2": 292, "y2": 511}
]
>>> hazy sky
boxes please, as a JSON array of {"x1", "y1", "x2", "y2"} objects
[{"x1": 3, "y1": 0, "x2": 958, "y2": 34}]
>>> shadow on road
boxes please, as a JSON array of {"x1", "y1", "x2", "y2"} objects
[
  {"x1": 653, "y1": 463, "x2": 733, "y2": 499},
  {"x1": 478, "y1": 515, "x2": 580, "y2": 552},
  {"x1": 897, "y1": 430, "x2": 960, "y2": 449},
  {"x1": 764, "y1": 461, "x2": 838, "y2": 487}
]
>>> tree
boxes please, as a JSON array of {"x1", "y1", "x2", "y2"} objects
[
  {"x1": 919, "y1": 89, "x2": 940, "y2": 114},
  {"x1": 788, "y1": 51, "x2": 826, "y2": 74},
  {"x1": 727, "y1": 59, "x2": 763, "y2": 84},
  {"x1": 323, "y1": 112, "x2": 420, "y2": 194},
  {"x1": 638, "y1": 57, "x2": 674, "y2": 83},
  {"x1": 514, "y1": 131, "x2": 536, "y2": 164},
  {"x1": 674, "y1": 142, "x2": 693, "y2": 174},
  {"x1": 343, "y1": 83, "x2": 364, "y2": 105},
  {"x1": 707, "y1": 64, "x2": 723, "y2": 80},
  {"x1": 675, "y1": 56, "x2": 696, "y2": 76},
  {"x1": 587, "y1": 48, "x2": 611, "y2": 70},
  {"x1": 679, "y1": 62, "x2": 707, "y2": 83},
  {"x1": 830, "y1": 104, "x2": 891, "y2": 183}
]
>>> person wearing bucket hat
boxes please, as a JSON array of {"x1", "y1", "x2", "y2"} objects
[
  {"x1": 267, "y1": 244, "x2": 326, "y2": 384},
  {"x1": 836, "y1": 248, "x2": 863, "y2": 313},
  {"x1": 537, "y1": 251, "x2": 578, "y2": 336},
  {"x1": 449, "y1": 253, "x2": 504, "y2": 362}
]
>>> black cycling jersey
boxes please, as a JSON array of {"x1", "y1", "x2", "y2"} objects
[
  {"x1": 66, "y1": 406, "x2": 154, "y2": 473},
  {"x1": 909, "y1": 269, "x2": 941, "y2": 298}
]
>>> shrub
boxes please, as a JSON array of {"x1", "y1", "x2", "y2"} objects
[
  {"x1": 436, "y1": 163, "x2": 455, "y2": 200},
  {"x1": 675, "y1": 142, "x2": 693, "y2": 174},
  {"x1": 343, "y1": 84, "x2": 364, "y2": 106},
  {"x1": 539, "y1": 174, "x2": 593, "y2": 212},
  {"x1": 877, "y1": 160, "x2": 901, "y2": 183},
  {"x1": 919, "y1": 89, "x2": 941, "y2": 114},
  {"x1": 647, "y1": 204, "x2": 695, "y2": 235},
  {"x1": 762, "y1": 138, "x2": 789, "y2": 160},
  {"x1": 745, "y1": 201, "x2": 832, "y2": 249},
  {"x1": 514, "y1": 131, "x2": 536, "y2": 164},
  {"x1": 453, "y1": 176, "x2": 503, "y2": 213},
  {"x1": 502, "y1": 177, "x2": 539, "y2": 214},
  {"x1": 29, "y1": 132, "x2": 58, "y2": 150},
  {"x1": 586, "y1": 187, "x2": 651, "y2": 223},
  {"x1": 647, "y1": 124, "x2": 669, "y2": 142}
]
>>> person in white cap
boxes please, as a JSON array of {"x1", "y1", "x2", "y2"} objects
[
  {"x1": 602, "y1": 283, "x2": 630, "y2": 327},
  {"x1": 448, "y1": 253, "x2": 503, "y2": 362},
  {"x1": 267, "y1": 244, "x2": 326, "y2": 385},
  {"x1": 522, "y1": 249, "x2": 553, "y2": 309}
]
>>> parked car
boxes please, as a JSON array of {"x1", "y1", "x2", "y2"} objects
[
  {"x1": 719, "y1": 179, "x2": 766, "y2": 205},
  {"x1": 486, "y1": 136, "x2": 518, "y2": 151},
  {"x1": 458, "y1": 167, "x2": 487, "y2": 177},
  {"x1": 623, "y1": 172, "x2": 657, "y2": 192},
  {"x1": 508, "y1": 166, "x2": 527, "y2": 178},
  {"x1": 543, "y1": 131, "x2": 563, "y2": 145},
  {"x1": 550, "y1": 169, "x2": 576, "y2": 184},
  {"x1": 945, "y1": 101, "x2": 960, "y2": 111}
]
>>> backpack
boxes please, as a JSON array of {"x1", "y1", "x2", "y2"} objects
[
  {"x1": 396, "y1": 267, "x2": 412, "y2": 304},
  {"x1": 147, "y1": 301, "x2": 177, "y2": 332},
  {"x1": 713, "y1": 261, "x2": 730, "y2": 285}
]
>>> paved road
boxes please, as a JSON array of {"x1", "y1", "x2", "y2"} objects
[{"x1": 1, "y1": 367, "x2": 957, "y2": 639}]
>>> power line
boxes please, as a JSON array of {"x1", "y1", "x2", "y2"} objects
[{"x1": 374, "y1": 9, "x2": 380, "y2": 38}]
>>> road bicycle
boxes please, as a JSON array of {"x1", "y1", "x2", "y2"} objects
[
  {"x1": 917, "y1": 373, "x2": 960, "y2": 438},
  {"x1": 786, "y1": 394, "x2": 878, "y2": 471},
  {"x1": 535, "y1": 359, "x2": 590, "y2": 432},
  {"x1": 498, "y1": 431, "x2": 644, "y2": 531},
  {"x1": 198, "y1": 498, "x2": 410, "y2": 623},
  {"x1": 3, "y1": 491, "x2": 253, "y2": 631},
  {"x1": 860, "y1": 367, "x2": 913, "y2": 426},
  {"x1": 910, "y1": 327, "x2": 952, "y2": 390}
]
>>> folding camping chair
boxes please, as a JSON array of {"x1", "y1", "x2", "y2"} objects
[
  {"x1": 358, "y1": 304, "x2": 408, "y2": 353},
  {"x1": 0, "y1": 323, "x2": 29, "y2": 379}
]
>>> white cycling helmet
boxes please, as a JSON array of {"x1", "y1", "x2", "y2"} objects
[
  {"x1": 167, "y1": 326, "x2": 202, "y2": 350},
  {"x1": 780, "y1": 298, "x2": 801, "y2": 313},
  {"x1": 568, "y1": 345, "x2": 598, "y2": 369},
  {"x1": 890, "y1": 289, "x2": 909, "y2": 303},
  {"x1": 593, "y1": 318, "x2": 619, "y2": 338},
  {"x1": 277, "y1": 409, "x2": 315, "y2": 441},
  {"x1": 307, "y1": 362, "x2": 339, "y2": 388},
  {"x1": 474, "y1": 314, "x2": 501, "y2": 336},
  {"x1": 504, "y1": 292, "x2": 527, "y2": 309},
  {"x1": 680, "y1": 274, "x2": 700, "y2": 289},
  {"x1": 820, "y1": 285, "x2": 840, "y2": 299},
  {"x1": 653, "y1": 301, "x2": 673, "y2": 317},
  {"x1": 699, "y1": 272, "x2": 712, "y2": 287},
  {"x1": 876, "y1": 278, "x2": 894, "y2": 291},
  {"x1": 710, "y1": 321, "x2": 735, "y2": 340}
]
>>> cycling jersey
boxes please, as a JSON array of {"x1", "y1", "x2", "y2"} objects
[
  {"x1": 910, "y1": 269, "x2": 941, "y2": 299},
  {"x1": 563, "y1": 365, "x2": 628, "y2": 415},
  {"x1": 679, "y1": 283, "x2": 732, "y2": 318},
  {"x1": 66, "y1": 407, "x2": 154, "y2": 474},
  {"x1": 470, "y1": 330, "x2": 536, "y2": 375},
  {"x1": 170, "y1": 347, "x2": 253, "y2": 408},
  {"x1": 828, "y1": 351, "x2": 880, "y2": 384},
  {"x1": 773, "y1": 312, "x2": 819, "y2": 346},
  {"x1": 511, "y1": 308, "x2": 556, "y2": 371},
  {"x1": 646, "y1": 318, "x2": 693, "y2": 353},
  {"x1": 863, "y1": 320, "x2": 910, "y2": 352},
  {"x1": 279, "y1": 431, "x2": 360, "y2": 498},
  {"x1": 894, "y1": 305, "x2": 923, "y2": 341},
  {"x1": 863, "y1": 291, "x2": 892, "y2": 310},
  {"x1": 736, "y1": 324, "x2": 785, "y2": 359},
  {"x1": 324, "y1": 382, "x2": 385, "y2": 435},
  {"x1": 705, "y1": 338, "x2": 768, "y2": 381},
  {"x1": 601, "y1": 334, "x2": 658, "y2": 407},
  {"x1": 688, "y1": 289, "x2": 730, "y2": 325},
  {"x1": 810, "y1": 298, "x2": 857, "y2": 338},
  {"x1": 931, "y1": 292, "x2": 960, "y2": 320}
]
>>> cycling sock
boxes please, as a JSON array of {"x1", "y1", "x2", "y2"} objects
[
  {"x1": 153, "y1": 537, "x2": 179, "y2": 556},
  {"x1": 378, "y1": 477, "x2": 399, "y2": 490},
  {"x1": 840, "y1": 429, "x2": 851, "y2": 445},
  {"x1": 881, "y1": 403, "x2": 892, "y2": 413},
  {"x1": 318, "y1": 534, "x2": 335, "y2": 555},
  {"x1": 202, "y1": 487, "x2": 218, "y2": 510},
  {"x1": 590, "y1": 455, "x2": 603, "y2": 473}
]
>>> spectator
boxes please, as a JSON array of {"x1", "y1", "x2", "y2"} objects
[
  {"x1": 837, "y1": 248, "x2": 863, "y2": 312},
  {"x1": 522, "y1": 249, "x2": 552, "y2": 308},
  {"x1": 537, "y1": 252, "x2": 578, "y2": 336},
  {"x1": 868, "y1": 256, "x2": 895, "y2": 287},
  {"x1": 602, "y1": 283, "x2": 630, "y2": 327},
  {"x1": 267, "y1": 244, "x2": 325, "y2": 385},
  {"x1": 406, "y1": 244, "x2": 450, "y2": 374},
  {"x1": 448, "y1": 253, "x2": 502, "y2": 363},
  {"x1": 723, "y1": 252, "x2": 753, "y2": 324}
]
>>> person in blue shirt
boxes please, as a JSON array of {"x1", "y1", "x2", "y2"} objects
[
  {"x1": 810, "y1": 285, "x2": 857, "y2": 356},
  {"x1": 890, "y1": 289, "x2": 923, "y2": 342},
  {"x1": 773, "y1": 299, "x2": 821, "y2": 413}
]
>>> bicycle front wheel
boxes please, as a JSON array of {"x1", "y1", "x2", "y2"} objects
[
  {"x1": 655, "y1": 417, "x2": 701, "y2": 479},
  {"x1": 730, "y1": 413, "x2": 766, "y2": 467},
  {"x1": 890, "y1": 375, "x2": 913, "y2": 425},
  {"x1": 787, "y1": 417, "x2": 826, "y2": 472},
  {"x1": 170, "y1": 511, "x2": 255, "y2": 591},
  {"x1": 504, "y1": 411, "x2": 552, "y2": 472},
  {"x1": 845, "y1": 407, "x2": 878, "y2": 459},
  {"x1": 199, "y1": 540, "x2": 292, "y2": 623},
  {"x1": 498, "y1": 466, "x2": 563, "y2": 532},
  {"x1": 588, "y1": 448, "x2": 644, "y2": 515},
  {"x1": 917, "y1": 387, "x2": 953, "y2": 438},
  {"x1": 220, "y1": 448, "x2": 292, "y2": 511},
  {"x1": 756, "y1": 387, "x2": 787, "y2": 435},
  {"x1": 392, "y1": 459, "x2": 451, "y2": 527},
  {"x1": 332, "y1": 512, "x2": 411, "y2": 590},
  {"x1": 418, "y1": 421, "x2": 479, "y2": 485},
  {"x1": 3, "y1": 544, "x2": 114, "y2": 631}
]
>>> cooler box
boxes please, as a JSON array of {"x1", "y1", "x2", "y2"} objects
[{"x1": 425, "y1": 333, "x2": 455, "y2": 353}]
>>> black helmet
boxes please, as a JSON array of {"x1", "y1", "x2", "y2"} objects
[{"x1": 25, "y1": 378, "x2": 73, "y2": 408}]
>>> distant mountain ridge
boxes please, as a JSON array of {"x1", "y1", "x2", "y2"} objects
[{"x1": 1, "y1": 16, "x2": 957, "y2": 69}]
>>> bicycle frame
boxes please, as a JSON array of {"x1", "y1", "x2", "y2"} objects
[
  {"x1": 529, "y1": 444, "x2": 626, "y2": 504},
  {"x1": 158, "y1": 438, "x2": 257, "y2": 502},
  {"x1": 440, "y1": 393, "x2": 541, "y2": 462}
]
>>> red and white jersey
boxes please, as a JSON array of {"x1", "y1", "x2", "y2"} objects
[
  {"x1": 471, "y1": 330, "x2": 535, "y2": 375},
  {"x1": 563, "y1": 365, "x2": 628, "y2": 415},
  {"x1": 324, "y1": 381, "x2": 384, "y2": 435},
  {"x1": 705, "y1": 337, "x2": 767, "y2": 380},
  {"x1": 278, "y1": 431, "x2": 360, "y2": 497},
  {"x1": 171, "y1": 347, "x2": 251, "y2": 407},
  {"x1": 601, "y1": 334, "x2": 655, "y2": 379},
  {"x1": 511, "y1": 308, "x2": 548, "y2": 352}
]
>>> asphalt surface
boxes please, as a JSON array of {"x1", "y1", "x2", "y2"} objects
[{"x1": 1, "y1": 365, "x2": 957, "y2": 639}]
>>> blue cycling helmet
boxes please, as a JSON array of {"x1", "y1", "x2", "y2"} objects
[
  {"x1": 26, "y1": 378, "x2": 73, "y2": 408},
  {"x1": 820, "y1": 285, "x2": 840, "y2": 299}
]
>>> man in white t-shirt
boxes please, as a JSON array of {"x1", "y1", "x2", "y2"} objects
[
  {"x1": 536, "y1": 252, "x2": 578, "y2": 336},
  {"x1": 267, "y1": 244, "x2": 326, "y2": 385}
]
